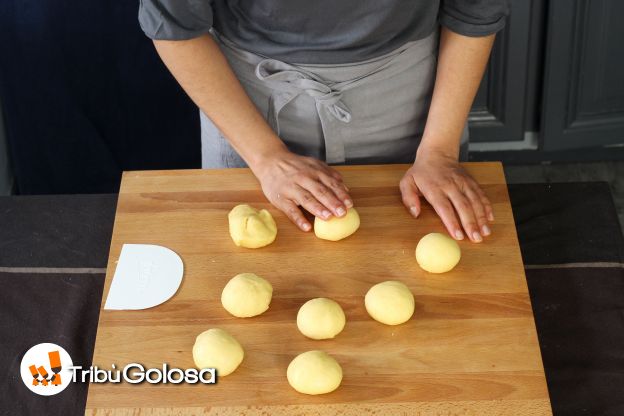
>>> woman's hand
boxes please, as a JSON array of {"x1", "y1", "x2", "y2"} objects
[
  {"x1": 399, "y1": 149, "x2": 494, "y2": 243},
  {"x1": 253, "y1": 150, "x2": 353, "y2": 231}
]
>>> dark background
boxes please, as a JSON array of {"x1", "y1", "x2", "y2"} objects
[
  {"x1": 0, "y1": 1, "x2": 200, "y2": 195},
  {"x1": 470, "y1": 0, "x2": 624, "y2": 162},
  {"x1": 0, "y1": 0, "x2": 623, "y2": 194}
]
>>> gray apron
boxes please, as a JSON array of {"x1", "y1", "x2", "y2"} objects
[{"x1": 201, "y1": 30, "x2": 469, "y2": 168}]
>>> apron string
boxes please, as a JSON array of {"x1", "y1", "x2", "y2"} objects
[{"x1": 255, "y1": 58, "x2": 350, "y2": 164}]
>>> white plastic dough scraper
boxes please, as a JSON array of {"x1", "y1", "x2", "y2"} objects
[{"x1": 104, "y1": 244, "x2": 184, "y2": 310}]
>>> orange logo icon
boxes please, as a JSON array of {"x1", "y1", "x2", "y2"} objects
[
  {"x1": 28, "y1": 350, "x2": 63, "y2": 387},
  {"x1": 20, "y1": 343, "x2": 73, "y2": 396}
]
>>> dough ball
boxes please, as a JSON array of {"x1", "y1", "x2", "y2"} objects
[
  {"x1": 192, "y1": 328, "x2": 244, "y2": 376},
  {"x1": 221, "y1": 273, "x2": 273, "y2": 318},
  {"x1": 287, "y1": 350, "x2": 343, "y2": 395},
  {"x1": 297, "y1": 298, "x2": 346, "y2": 340},
  {"x1": 415, "y1": 232, "x2": 461, "y2": 273},
  {"x1": 228, "y1": 204, "x2": 277, "y2": 248},
  {"x1": 365, "y1": 281, "x2": 414, "y2": 325},
  {"x1": 314, "y1": 208, "x2": 360, "y2": 241}
]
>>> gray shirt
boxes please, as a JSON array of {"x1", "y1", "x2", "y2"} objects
[{"x1": 139, "y1": 0, "x2": 509, "y2": 64}]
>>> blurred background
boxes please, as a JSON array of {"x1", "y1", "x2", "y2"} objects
[{"x1": 1, "y1": 0, "x2": 623, "y2": 221}]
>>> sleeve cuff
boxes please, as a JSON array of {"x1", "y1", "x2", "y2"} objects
[
  {"x1": 138, "y1": 0, "x2": 213, "y2": 41},
  {"x1": 439, "y1": 13, "x2": 507, "y2": 37}
]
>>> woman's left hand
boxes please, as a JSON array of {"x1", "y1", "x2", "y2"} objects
[{"x1": 399, "y1": 149, "x2": 494, "y2": 243}]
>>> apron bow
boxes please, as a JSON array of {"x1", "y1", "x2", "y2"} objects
[{"x1": 255, "y1": 58, "x2": 351, "y2": 163}]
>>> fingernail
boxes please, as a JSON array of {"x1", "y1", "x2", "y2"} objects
[
  {"x1": 482, "y1": 224, "x2": 491, "y2": 236},
  {"x1": 336, "y1": 207, "x2": 346, "y2": 216},
  {"x1": 454, "y1": 230, "x2": 464, "y2": 240},
  {"x1": 344, "y1": 199, "x2": 353, "y2": 208},
  {"x1": 410, "y1": 206, "x2": 419, "y2": 217},
  {"x1": 488, "y1": 212, "x2": 495, "y2": 221},
  {"x1": 322, "y1": 210, "x2": 331, "y2": 219},
  {"x1": 302, "y1": 222, "x2": 311, "y2": 231},
  {"x1": 472, "y1": 231, "x2": 482, "y2": 242}
]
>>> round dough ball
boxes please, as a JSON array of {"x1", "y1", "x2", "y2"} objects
[
  {"x1": 297, "y1": 298, "x2": 346, "y2": 340},
  {"x1": 314, "y1": 208, "x2": 360, "y2": 241},
  {"x1": 415, "y1": 232, "x2": 461, "y2": 273},
  {"x1": 192, "y1": 328, "x2": 244, "y2": 376},
  {"x1": 221, "y1": 273, "x2": 273, "y2": 317},
  {"x1": 365, "y1": 281, "x2": 414, "y2": 325},
  {"x1": 228, "y1": 204, "x2": 277, "y2": 248},
  {"x1": 287, "y1": 350, "x2": 343, "y2": 395}
]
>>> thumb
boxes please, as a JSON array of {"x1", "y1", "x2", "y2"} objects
[
  {"x1": 399, "y1": 176, "x2": 421, "y2": 218},
  {"x1": 278, "y1": 198, "x2": 312, "y2": 232}
]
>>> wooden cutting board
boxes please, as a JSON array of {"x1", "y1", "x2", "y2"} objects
[{"x1": 86, "y1": 163, "x2": 552, "y2": 415}]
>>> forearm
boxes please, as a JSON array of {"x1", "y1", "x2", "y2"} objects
[
  {"x1": 153, "y1": 35, "x2": 286, "y2": 170},
  {"x1": 418, "y1": 27, "x2": 495, "y2": 159}
]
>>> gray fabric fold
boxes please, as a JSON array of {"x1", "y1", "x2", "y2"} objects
[{"x1": 201, "y1": 31, "x2": 468, "y2": 168}]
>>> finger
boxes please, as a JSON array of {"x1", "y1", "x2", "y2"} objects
[
  {"x1": 328, "y1": 167, "x2": 343, "y2": 182},
  {"x1": 299, "y1": 177, "x2": 347, "y2": 217},
  {"x1": 321, "y1": 166, "x2": 347, "y2": 190},
  {"x1": 424, "y1": 191, "x2": 464, "y2": 240},
  {"x1": 446, "y1": 190, "x2": 482, "y2": 243},
  {"x1": 278, "y1": 198, "x2": 312, "y2": 232},
  {"x1": 474, "y1": 185, "x2": 495, "y2": 222},
  {"x1": 318, "y1": 173, "x2": 353, "y2": 208},
  {"x1": 291, "y1": 185, "x2": 333, "y2": 220},
  {"x1": 308, "y1": 158, "x2": 344, "y2": 182},
  {"x1": 399, "y1": 177, "x2": 421, "y2": 218},
  {"x1": 464, "y1": 186, "x2": 491, "y2": 236}
]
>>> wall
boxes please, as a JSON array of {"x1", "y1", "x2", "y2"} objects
[{"x1": 0, "y1": 97, "x2": 13, "y2": 195}]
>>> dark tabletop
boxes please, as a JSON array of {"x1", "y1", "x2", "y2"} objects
[{"x1": 1, "y1": 183, "x2": 623, "y2": 416}]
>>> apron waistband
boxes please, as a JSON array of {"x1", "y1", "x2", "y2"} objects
[{"x1": 214, "y1": 30, "x2": 438, "y2": 164}]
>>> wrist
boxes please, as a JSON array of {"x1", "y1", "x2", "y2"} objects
[
  {"x1": 416, "y1": 136, "x2": 459, "y2": 162},
  {"x1": 246, "y1": 141, "x2": 290, "y2": 176}
]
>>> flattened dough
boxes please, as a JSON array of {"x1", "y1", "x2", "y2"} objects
[
  {"x1": 314, "y1": 208, "x2": 360, "y2": 241},
  {"x1": 221, "y1": 273, "x2": 273, "y2": 318},
  {"x1": 287, "y1": 350, "x2": 343, "y2": 395},
  {"x1": 192, "y1": 328, "x2": 244, "y2": 376},
  {"x1": 297, "y1": 298, "x2": 345, "y2": 340},
  {"x1": 365, "y1": 280, "x2": 415, "y2": 325},
  {"x1": 415, "y1": 232, "x2": 461, "y2": 273},
  {"x1": 228, "y1": 204, "x2": 277, "y2": 248}
]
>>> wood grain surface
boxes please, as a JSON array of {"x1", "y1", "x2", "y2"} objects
[{"x1": 85, "y1": 163, "x2": 552, "y2": 415}]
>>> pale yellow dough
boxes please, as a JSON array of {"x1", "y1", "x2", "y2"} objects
[
  {"x1": 287, "y1": 350, "x2": 343, "y2": 395},
  {"x1": 365, "y1": 281, "x2": 415, "y2": 325},
  {"x1": 415, "y1": 232, "x2": 461, "y2": 273},
  {"x1": 228, "y1": 204, "x2": 277, "y2": 248},
  {"x1": 221, "y1": 273, "x2": 273, "y2": 318},
  {"x1": 314, "y1": 207, "x2": 360, "y2": 241},
  {"x1": 297, "y1": 298, "x2": 345, "y2": 340},
  {"x1": 192, "y1": 328, "x2": 244, "y2": 376}
]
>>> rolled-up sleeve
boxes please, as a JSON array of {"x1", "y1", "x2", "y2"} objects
[
  {"x1": 138, "y1": 0, "x2": 214, "y2": 40},
  {"x1": 440, "y1": 0, "x2": 510, "y2": 37}
]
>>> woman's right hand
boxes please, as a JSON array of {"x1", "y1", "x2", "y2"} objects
[
  {"x1": 154, "y1": 34, "x2": 350, "y2": 227},
  {"x1": 253, "y1": 150, "x2": 353, "y2": 231}
]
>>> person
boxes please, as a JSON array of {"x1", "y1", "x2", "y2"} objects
[{"x1": 139, "y1": 0, "x2": 509, "y2": 243}]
